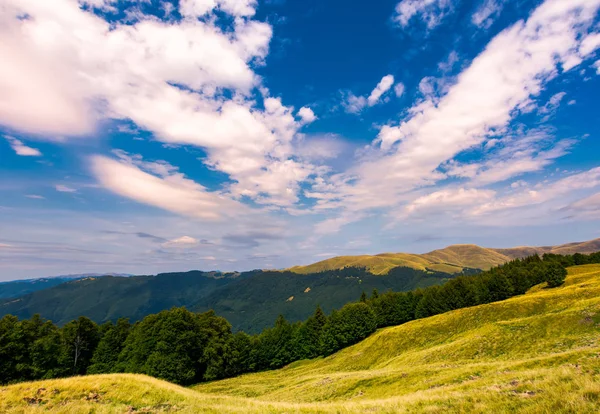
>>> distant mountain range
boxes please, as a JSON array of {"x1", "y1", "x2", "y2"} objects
[
  {"x1": 0, "y1": 238, "x2": 598, "y2": 333},
  {"x1": 288, "y1": 238, "x2": 600, "y2": 274},
  {"x1": 0, "y1": 273, "x2": 133, "y2": 299}
]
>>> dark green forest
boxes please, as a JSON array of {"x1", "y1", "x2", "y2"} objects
[
  {"x1": 2, "y1": 252, "x2": 598, "y2": 386},
  {"x1": 0, "y1": 266, "x2": 459, "y2": 332}
]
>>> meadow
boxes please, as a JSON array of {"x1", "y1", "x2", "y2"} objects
[{"x1": 2, "y1": 264, "x2": 600, "y2": 413}]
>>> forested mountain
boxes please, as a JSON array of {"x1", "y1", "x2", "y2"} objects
[
  {"x1": 0, "y1": 271, "x2": 243, "y2": 327},
  {"x1": 0, "y1": 267, "x2": 457, "y2": 333},
  {"x1": 1, "y1": 238, "x2": 598, "y2": 333},
  {"x1": 0, "y1": 273, "x2": 132, "y2": 299}
]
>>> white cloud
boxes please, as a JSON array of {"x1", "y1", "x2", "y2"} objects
[
  {"x1": 310, "y1": 0, "x2": 600, "y2": 233},
  {"x1": 438, "y1": 51, "x2": 459, "y2": 72},
  {"x1": 394, "y1": 83, "x2": 405, "y2": 98},
  {"x1": 4, "y1": 136, "x2": 42, "y2": 156},
  {"x1": 341, "y1": 92, "x2": 367, "y2": 114},
  {"x1": 580, "y1": 33, "x2": 600, "y2": 56},
  {"x1": 594, "y1": 60, "x2": 600, "y2": 75},
  {"x1": 562, "y1": 192, "x2": 600, "y2": 219},
  {"x1": 538, "y1": 92, "x2": 567, "y2": 115},
  {"x1": 393, "y1": 0, "x2": 453, "y2": 29},
  {"x1": 376, "y1": 0, "x2": 600, "y2": 174},
  {"x1": 161, "y1": 236, "x2": 200, "y2": 248},
  {"x1": 405, "y1": 188, "x2": 496, "y2": 216},
  {"x1": 297, "y1": 106, "x2": 317, "y2": 124},
  {"x1": 342, "y1": 74, "x2": 395, "y2": 114},
  {"x1": 472, "y1": 0, "x2": 504, "y2": 29},
  {"x1": 367, "y1": 74, "x2": 395, "y2": 106},
  {"x1": 55, "y1": 184, "x2": 77, "y2": 193},
  {"x1": 451, "y1": 129, "x2": 577, "y2": 186},
  {"x1": 472, "y1": 167, "x2": 600, "y2": 216},
  {"x1": 295, "y1": 134, "x2": 347, "y2": 162},
  {"x1": 90, "y1": 155, "x2": 250, "y2": 220},
  {"x1": 25, "y1": 194, "x2": 45, "y2": 199},
  {"x1": 0, "y1": 0, "x2": 331, "y2": 209},
  {"x1": 179, "y1": 0, "x2": 257, "y2": 18}
]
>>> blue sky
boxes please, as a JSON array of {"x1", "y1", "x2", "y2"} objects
[{"x1": 1, "y1": 0, "x2": 600, "y2": 280}]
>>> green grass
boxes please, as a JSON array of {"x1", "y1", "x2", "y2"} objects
[{"x1": 3, "y1": 264, "x2": 600, "y2": 413}]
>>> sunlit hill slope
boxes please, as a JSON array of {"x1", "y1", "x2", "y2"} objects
[
  {"x1": 288, "y1": 238, "x2": 600, "y2": 274},
  {"x1": 3, "y1": 264, "x2": 600, "y2": 413}
]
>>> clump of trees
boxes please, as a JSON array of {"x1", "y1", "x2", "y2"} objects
[{"x1": 1, "y1": 251, "x2": 598, "y2": 385}]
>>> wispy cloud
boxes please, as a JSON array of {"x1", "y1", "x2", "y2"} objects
[
  {"x1": 4, "y1": 136, "x2": 42, "y2": 156},
  {"x1": 55, "y1": 185, "x2": 77, "y2": 193},
  {"x1": 472, "y1": 0, "x2": 505, "y2": 29},
  {"x1": 393, "y1": 0, "x2": 453, "y2": 30}
]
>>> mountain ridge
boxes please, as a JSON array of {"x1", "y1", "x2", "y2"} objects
[{"x1": 288, "y1": 237, "x2": 600, "y2": 274}]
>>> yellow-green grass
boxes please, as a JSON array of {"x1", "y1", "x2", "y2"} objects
[
  {"x1": 4, "y1": 264, "x2": 600, "y2": 413},
  {"x1": 286, "y1": 252, "x2": 453, "y2": 275},
  {"x1": 286, "y1": 238, "x2": 600, "y2": 275},
  {"x1": 288, "y1": 244, "x2": 510, "y2": 275},
  {"x1": 422, "y1": 244, "x2": 511, "y2": 271}
]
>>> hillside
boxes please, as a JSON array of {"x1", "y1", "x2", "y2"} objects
[
  {"x1": 0, "y1": 273, "x2": 133, "y2": 299},
  {"x1": 289, "y1": 238, "x2": 600, "y2": 274},
  {"x1": 495, "y1": 238, "x2": 600, "y2": 259},
  {"x1": 0, "y1": 277, "x2": 83, "y2": 299},
  {"x1": 0, "y1": 267, "x2": 453, "y2": 333},
  {"x1": 3, "y1": 264, "x2": 600, "y2": 413},
  {"x1": 0, "y1": 271, "x2": 240, "y2": 326}
]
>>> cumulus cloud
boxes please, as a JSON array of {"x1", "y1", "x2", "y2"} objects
[
  {"x1": 0, "y1": 0, "x2": 324, "y2": 209},
  {"x1": 4, "y1": 136, "x2": 42, "y2": 156},
  {"x1": 297, "y1": 106, "x2": 317, "y2": 124},
  {"x1": 393, "y1": 0, "x2": 453, "y2": 29},
  {"x1": 367, "y1": 75, "x2": 395, "y2": 106}
]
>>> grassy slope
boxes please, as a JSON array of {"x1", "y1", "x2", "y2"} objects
[
  {"x1": 287, "y1": 238, "x2": 600, "y2": 275},
  {"x1": 288, "y1": 245, "x2": 508, "y2": 275},
  {"x1": 493, "y1": 238, "x2": 600, "y2": 259},
  {"x1": 3, "y1": 264, "x2": 600, "y2": 413}
]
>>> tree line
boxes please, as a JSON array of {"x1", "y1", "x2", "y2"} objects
[{"x1": 1, "y1": 252, "x2": 598, "y2": 385}]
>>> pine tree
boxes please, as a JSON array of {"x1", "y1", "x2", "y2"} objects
[{"x1": 546, "y1": 262, "x2": 567, "y2": 288}]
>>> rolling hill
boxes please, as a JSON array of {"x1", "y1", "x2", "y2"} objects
[
  {"x1": 288, "y1": 237, "x2": 600, "y2": 274},
  {"x1": 3, "y1": 264, "x2": 600, "y2": 413}
]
